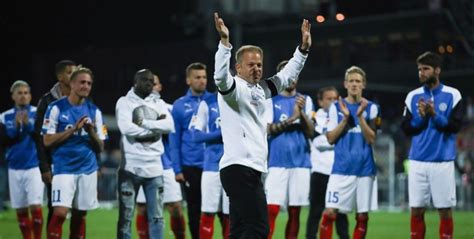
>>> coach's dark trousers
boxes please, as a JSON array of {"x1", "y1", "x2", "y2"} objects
[{"x1": 220, "y1": 164, "x2": 269, "y2": 239}]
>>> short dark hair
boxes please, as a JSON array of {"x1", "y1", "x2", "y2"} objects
[
  {"x1": 317, "y1": 86, "x2": 338, "y2": 100},
  {"x1": 70, "y1": 66, "x2": 94, "y2": 82},
  {"x1": 55, "y1": 60, "x2": 76, "y2": 75},
  {"x1": 134, "y1": 69, "x2": 154, "y2": 83},
  {"x1": 185, "y1": 62, "x2": 207, "y2": 77},
  {"x1": 416, "y1": 51, "x2": 442, "y2": 69},
  {"x1": 276, "y1": 60, "x2": 289, "y2": 72}
]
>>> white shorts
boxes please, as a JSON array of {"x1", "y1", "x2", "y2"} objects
[
  {"x1": 408, "y1": 160, "x2": 456, "y2": 208},
  {"x1": 325, "y1": 174, "x2": 378, "y2": 213},
  {"x1": 51, "y1": 171, "x2": 98, "y2": 210},
  {"x1": 201, "y1": 171, "x2": 229, "y2": 214},
  {"x1": 8, "y1": 167, "x2": 44, "y2": 209},
  {"x1": 264, "y1": 167, "x2": 310, "y2": 206},
  {"x1": 137, "y1": 169, "x2": 182, "y2": 204}
]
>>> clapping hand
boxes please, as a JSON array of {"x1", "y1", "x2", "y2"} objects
[
  {"x1": 356, "y1": 98, "x2": 369, "y2": 117},
  {"x1": 338, "y1": 96, "x2": 350, "y2": 118},
  {"x1": 417, "y1": 98, "x2": 426, "y2": 117}
]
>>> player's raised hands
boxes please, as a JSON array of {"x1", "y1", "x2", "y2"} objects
[
  {"x1": 356, "y1": 98, "x2": 369, "y2": 117},
  {"x1": 15, "y1": 110, "x2": 28, "y2": 127},
  {"x1": 425, "y1": 100, "x2": 436, "y2": 117},
  {"x1": 214, "y1": 12, "x2": 230, "y2": 47},
  {"x1": 74, "y1": 116, "x2": 89, "y2": 131},
  {"x1": 417, "y1": 97, "x2": 426, "y2": 117},
  {"x1": 300, "y1": 19, "x2": 312, "y2": 52},
  {"x1": 84, "y1": 120, "x2": 96, "y2": 134},
  {"x1": 338, "y1": 96, "x2": 350, "y2": 118}
]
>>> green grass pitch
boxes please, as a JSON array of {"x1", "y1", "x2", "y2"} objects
[{"x1": 1, "y1": 207, "x2": 473, "y2": 238}]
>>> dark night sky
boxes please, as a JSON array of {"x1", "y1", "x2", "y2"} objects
[{"x1": 1, "y1": 1, "x2": 201, "y2": 113}]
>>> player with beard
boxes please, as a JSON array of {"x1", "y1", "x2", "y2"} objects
[
  {"x1": 401, "y1": 52, "x2": 463, "y2": 239},
  {"x1": 169, "y1": 62, "x2": 212, "y2": 239},
  {"x1": 264, "y1": 60, "x2": 314, "y2": 239}
]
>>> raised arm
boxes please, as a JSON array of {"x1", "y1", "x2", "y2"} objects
[
  {"x1": 262, "y1": 19, "x2": 311, "y2": 97},
  {"x1": 213, "y1": 12, "x2": 235, "y2": 93}
]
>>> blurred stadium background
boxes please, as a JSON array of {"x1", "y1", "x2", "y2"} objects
[{"x1": 1, "y1": 0, "x2": 474, "y2": 238}]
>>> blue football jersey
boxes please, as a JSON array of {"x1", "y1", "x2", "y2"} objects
[
  {"x1": 189, "y1": 94, "x2": 223, "y2": 172},
  {"x1": 0, "y1": 105, "x2": 39, "y2": 170},
  {"x1": 327, "y1": 99, "x2": 380, "y2": 176},
  {"x1": 403, "y1": 84, "x2": 462, "y2": 162},
  {"x1": 43, "y1": 97, "x2": 106, "y2": 175},
  {"x1": 266, "y1": 94, "x2": 313, "y2": 168}
]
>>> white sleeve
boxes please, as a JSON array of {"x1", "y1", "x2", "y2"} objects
[
  {"x1": 326, "y1": 103, "x2": 338, "y2": 131},
  {"x1": 116, "y1": 98, "x2": 154, "y2": 137},
  {"x1": 0, "y1": 112, "x2": 4, "y2": 124},
  {"x1": 94, "y1": 109, "x2": 107, "y2": 140},
  {"x1": 369, "y1": 104, "x2": 379, "y2": 120},
  {"x1": 214, "y1": 42, "x2": 235, "y2": 93},
  {"x1": 304, "y1": 95, "x2": 314, "y2": 117},
  {"x1": 189, "y1": 101, "x2": 209, "y2": 132},
  {"x1": 45, "y1": 106, "x2": 60, "y2": 134},
  {"x1": 261, "y1": 48, "x2": 307, "y2": 98},
  {"x1": 263, "y1": 99, "x2": 274, "y2": 124},
  {"x1": 141, "y1": 101, "x2": 175, "y2": 133}
]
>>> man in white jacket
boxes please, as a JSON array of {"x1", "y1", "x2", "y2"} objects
[
  {"x1": 115, "y1": 69, "x2": 175, "y2": 239},
  {"x1": 213, "y1": 12, "x2": 311, "y2": 238}
]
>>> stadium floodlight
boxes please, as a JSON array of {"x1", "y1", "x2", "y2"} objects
[
  {"x1": 316, "y1": 15, "x2": 325, "y2": 23},
  {"x1": 336, "y1": 13, "x2": 345, "y2": 21}
]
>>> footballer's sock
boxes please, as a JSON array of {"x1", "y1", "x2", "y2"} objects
[
  {"x1": 47, "y1": 215, "x2": 65, "y2": 239},
  {"x1": 285, "y1": 206, "x2": 301, "y2": 239},
  {"x1": 267, "y1": 204, "x2": 280, "y2": 239},
  {"x1": 16, "y1": 211, "x2": 32, "y2": 239},
  {"x1": 69, "y1": 212, "x2": 86, "y2": 239},
  {"x1": 136, "y1": 213, "x2": 149, "y2": 239},
  {"x1": 170, "y1": 214, "x2": 186, "y2": 239},
  {"x1": 353, "y1": 214, "x2": 369, "y2": 239},
  {"x1": 319, "y1": 212, "x2": 336, "y2": 239},
  {"x1": 31, "y1": 207, "x2": 43, "y2": 239},
  {"x1": 199, "y1": 213, "x2": 215, "y2": 239},
  {"x1": 439, "y1": 217, "x2": 453, "y2": 239},
  {"x1": 410, "y1": 215, "x2": 426, "y2": 239},
  {"x1": 221, "y1": 214, "x2": 230, "y2": 239}
]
